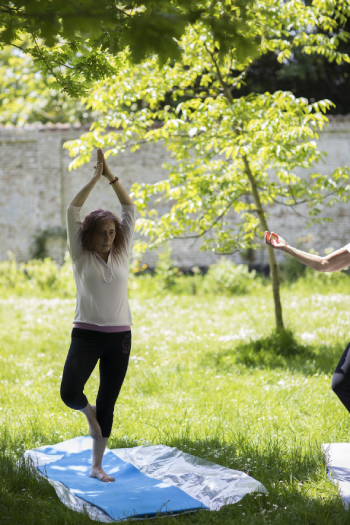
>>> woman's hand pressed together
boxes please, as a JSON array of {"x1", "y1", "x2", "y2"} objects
[
  {"x1": 100, "y1": 150, "x2": 114, "y2": 182},
  {"x1": 93, "y1": 149, "x2": 104, "y2": 180}
]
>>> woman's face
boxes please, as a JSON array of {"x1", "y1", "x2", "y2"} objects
[{"x1": 92, "y1": 220, "x2": 116, "y2": 255}]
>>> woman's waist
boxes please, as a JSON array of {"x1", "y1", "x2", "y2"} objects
[{"x1": 73, "y1": 322, "x2": 131, "y2": 333}]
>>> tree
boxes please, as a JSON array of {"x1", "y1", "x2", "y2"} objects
[
  {"x1": 0, "y1": 0, "x2": 260, "y2": 98},
  {"x1": 65, "y1": 1, "x2": 350, "y2": 330},
  {"x1": 0, "y1": 46, "x2": 100, "y2": 125},
  {"x1": 236, "y1": 17, "x2": 350, "y2": 115}
]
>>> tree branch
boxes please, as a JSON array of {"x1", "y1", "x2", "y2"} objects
[
  {"x1": 0, "y1": 5, "x2": 131, "y2": 20},
  {"x1": 192, "y1": 26, "x2": 233, "y2": 104},
  {"x1": 225, "y1": 48, "x2": 234, "y2": 85},
  {"x1": 270, "y1": 197, "x2": 309, "y2": 219},
  {"x1": 32, "y1": 35, "x2": 67, "y2": 91},
  {"x1": 0, "y1": 4, "x2": 24, "y2": 14},
  {"x1": 9, "y1": 43, "x2": 26, "y2": 51},
  {"x1": 271, "y1": 197, "x2": 309, "y2": 206},
  {"x1": 169, "y1": 85, "x2": 218, "y2": 92},
  {"x1": 50, "y1": 59, "x2": 76, "y2": 70},
  {"x1": 227, "y1": 66, "x2": 249, "y2": 97},
  {"x1": 212, "y1": 248, "x2": 240, "y2": 256},
  {"x1": 173, "y1": 196, "x2": 238, "y2": 240}
]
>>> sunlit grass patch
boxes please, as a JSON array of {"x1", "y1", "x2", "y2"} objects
[{"x1": 1, "y1": 289, "x2": 350, "y2": 524}]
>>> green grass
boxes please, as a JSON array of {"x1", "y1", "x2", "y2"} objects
[{"x1": 1, "y1": 285, "x2": 350, "y2": 524}]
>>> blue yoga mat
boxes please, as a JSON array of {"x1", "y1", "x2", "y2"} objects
[{"x1": 37, "y1": 446, "x2": 208, "y2": 521}]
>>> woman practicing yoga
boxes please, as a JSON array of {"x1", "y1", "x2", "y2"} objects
[
  {"x1": 60, "y1": 148, "x2": 136, "y2": 483},
  {"x1": 265, "y1": 230, "x2": 350, "y2": 415}
]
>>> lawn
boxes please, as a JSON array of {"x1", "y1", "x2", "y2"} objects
[{"x1": 1, "y1": 283, "x2": 350, "y2": 524}]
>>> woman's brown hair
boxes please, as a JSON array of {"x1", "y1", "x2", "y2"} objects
[{"x1": 81, "y1": 209, "x2": 126, "y2": 257}]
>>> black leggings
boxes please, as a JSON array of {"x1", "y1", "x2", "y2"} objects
[
  {"x1": 332, "y1": 341, "x2": 350, "y2": 413},
  {"x1": 60, "y1": 328, "x2": 131, "y2": 438}
]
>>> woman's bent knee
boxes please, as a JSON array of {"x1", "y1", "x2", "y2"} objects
[
  {"x1": 60, "y1": 386, "x2": 74, "y2": 407},
  {"x1": 60, "y1": 385, "x2": 83, "y2": 409}
]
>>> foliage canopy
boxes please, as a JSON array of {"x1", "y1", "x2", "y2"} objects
[
  {"x1": 1, "y1": 1, "x2": 349, "y2": 123},
  {"x1": 238, "y1": 17, "x2": 350, "y2": 115},
  {"x1": 0, "y1": 46, "x2": 99, "y2": 125},
  {"x1": 0, "y1": 0, "x2": 263, "y2": 97},
  {"x1": 64, "y1": 1, "x2": 350, "y2": 329},
  {"x1": 65, "y1": 17, "x2": 350, "y2": 253}
]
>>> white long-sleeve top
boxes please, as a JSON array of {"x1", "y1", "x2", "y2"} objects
[{"x1": 66, "y1": 204, "x2": 137, "y2": 326}]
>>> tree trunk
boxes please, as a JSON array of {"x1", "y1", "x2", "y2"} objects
[
  {"x1": 242, "y1": 155, "x2": 284, "y2": 330},
  {"x1": 214, "y1": 66, "x2": 283, "y2": 329}
]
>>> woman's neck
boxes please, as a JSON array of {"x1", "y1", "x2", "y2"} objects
[{"x1": 95, "y1": 250, "x2": 109, "y2": 263}]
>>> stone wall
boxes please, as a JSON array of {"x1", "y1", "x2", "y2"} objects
[{"x1": 1, "y1": 116, "x2": 350, "y2": 269}]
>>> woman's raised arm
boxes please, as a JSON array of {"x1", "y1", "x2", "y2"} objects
[
  {"x1": 100, "y1": 151, "x2": 134, "y2": 206},
  {"x1": 264, "y1": 231, "x2": 350, "y2": 273},
  {"x1": 70, "y1": 150, "x2": 103, "y2": 207}
]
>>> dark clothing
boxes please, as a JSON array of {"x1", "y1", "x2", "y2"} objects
[
  {"x1": 60, "y1": 328, "x2": 131, "y2": 437},
  {"x1": 332, "y1": 341, "x2": 350, "y2": 412}
]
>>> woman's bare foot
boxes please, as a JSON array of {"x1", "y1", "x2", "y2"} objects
[
  {"x1": 89, "y1": 466, "x2": 115, "y2": 482},
  {"x1": 79, "y1": 403, "x2": 102, "y2": 441}
]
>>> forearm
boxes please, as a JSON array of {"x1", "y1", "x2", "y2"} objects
[
  {"x1": 70, "y1": 175, "x2": 100, "y2": 207},
  {"x1": 282, "y1": 245, "x2": 325, "y2": 271},
  {"x1": 283, "y1": 245, "x2": 350, "y2": 273},
  {"x1": 107, "y1": 175, "x2": 134, "y2": 206}
]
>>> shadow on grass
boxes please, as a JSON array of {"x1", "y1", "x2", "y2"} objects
[
  {"x1": 0, "y1": 429, "x2": 96, "y2": 525},
  {"x1": 201, "y1": 329, "x2": 346, "y2": 376},
  {"x1": 150, "y1": 434, "x2": 350, "y2": 525},
  {"x1": 1, "y1": 428, "x2": 349, "y2": 524}
]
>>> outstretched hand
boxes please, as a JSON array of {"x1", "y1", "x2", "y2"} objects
[{"x1": 264, "y1": 231, "x2": 288, "y2": 251}]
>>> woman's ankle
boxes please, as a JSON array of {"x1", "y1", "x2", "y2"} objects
[{"x1": 79, "y1": 403, "x2": 94, "y2": 419}]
